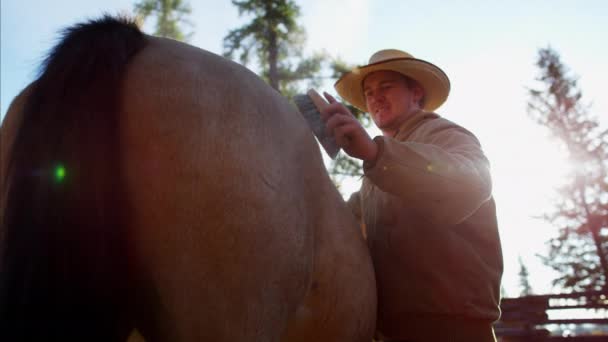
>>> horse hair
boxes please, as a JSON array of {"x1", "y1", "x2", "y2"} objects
[{"x1": 1, "y1": 15, "x2": 146, "y2": 341}]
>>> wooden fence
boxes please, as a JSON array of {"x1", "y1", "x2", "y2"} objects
[{"x1": 495, "y1": 291, "x2": 608, "y2": 341}]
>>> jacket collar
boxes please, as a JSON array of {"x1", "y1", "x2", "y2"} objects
[{"x1": 392, "y1": 109, "x2": 439, "y2": 140}]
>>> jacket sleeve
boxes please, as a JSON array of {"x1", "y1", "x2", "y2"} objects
[
  {"x1": 346, "y1": 190, "x2": 362, "y2": 221},
  {"x1": 346, "y1": 191, "x2": 368, "y2": 239},
  {"x1": 363, "y1": 119, "x2": 492, "y2": 226}
]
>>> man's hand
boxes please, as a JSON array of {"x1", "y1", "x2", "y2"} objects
[{"x1": 320, "y1": 92, "x2": 378, "y2": 162}]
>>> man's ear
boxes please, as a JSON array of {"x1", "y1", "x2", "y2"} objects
[{"x1": 412, "y1": 84, "x2": 425, "y2": 105}]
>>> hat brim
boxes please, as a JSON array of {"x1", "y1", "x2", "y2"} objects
[{"x1": 334, "y1": 57, "x2": 450, "y2": 112}]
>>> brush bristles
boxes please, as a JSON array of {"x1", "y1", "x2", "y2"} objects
[{"x1": 294, "y1": 94, "x2": 340, "y2": 159}]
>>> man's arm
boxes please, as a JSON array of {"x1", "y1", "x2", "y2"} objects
[
  {"x1": 346, "y1": 191, "x2": 367, "y2": 238},
  {"x1": 346, "y1": 191, "x2": 362, "y2": 220},
  {"x1": 364, "y1": 120, "x2": 492, "y2": 226}
]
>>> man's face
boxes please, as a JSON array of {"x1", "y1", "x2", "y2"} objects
[{"x1": 362, "y1": 70, "x2": 423, "y2": 135}]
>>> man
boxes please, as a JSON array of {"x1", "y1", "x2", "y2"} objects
[{"x1": 320, "y1": 49, "x2": 503, "y2": 341}]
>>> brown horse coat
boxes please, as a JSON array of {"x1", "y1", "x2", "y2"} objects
[{"x1": 0, "y1": 17, "x2": 375, "y2": 341}]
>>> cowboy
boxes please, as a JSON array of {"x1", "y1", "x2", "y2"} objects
[{"x1": 321, "y1": 49, "x2": 503, "y2": 341}]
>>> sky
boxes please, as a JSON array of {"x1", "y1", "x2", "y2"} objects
[{"x1": 2, "y1": 0, "x2": 608, "y2": 300}]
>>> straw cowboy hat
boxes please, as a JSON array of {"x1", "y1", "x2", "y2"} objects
[{"x1": 334, "y1": 49, "x2": 450, "y2": 112}]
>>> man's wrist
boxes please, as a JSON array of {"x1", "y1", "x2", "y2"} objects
[
  {"x1": 364, "y1": 139, "x2": 378, "y2": 162},
  {"x1": 363, "y1": 137, "x2": 382, "y2": 169}
]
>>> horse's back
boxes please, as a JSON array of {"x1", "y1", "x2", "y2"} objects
[
  {"x1": 1, "y1": 22, "x2": 375, "y2": 340},
  {"x1": 119, "y1": 36, "x2": 375, "y2": 341}
]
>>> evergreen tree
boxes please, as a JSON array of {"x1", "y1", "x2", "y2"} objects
[
  {"x1": 224, "y1": 1, "x2": 370, "y2": 184},
  {"x1": 223, "y1": 0, "x2": 325, "y2": 97},
  {"x1": 528, "y1": 47, "x2": 608, "y2": 292},
  {"x1": 518, "y1": 256, "x2": 533, "y2": 296},
  {"x1": 134, "y1": 0, "x2": 193, "y2": 41}
]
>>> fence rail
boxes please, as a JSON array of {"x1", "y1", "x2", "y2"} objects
[{"x1": 495, "y1": 291, "x2": 607, "y2": 341}]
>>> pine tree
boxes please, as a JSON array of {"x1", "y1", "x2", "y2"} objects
[
  {"x1": 528, "y1": 47, "x2": 608, "y2": 292},
  {"x1": 223, "y1": 0, "x2": 325, "y2": 97},
  {"x1": 518, "y1": 256, "x2": 533, "y2": 296},
  {"x1": 223, "y1": 1, "x2": 370, "y2": 184},
  {"x1": 134, "y1": 0, "x2": 193, "y2": 41}
]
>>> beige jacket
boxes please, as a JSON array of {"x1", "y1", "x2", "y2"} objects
[{"x1": 348, "y1": 110, "x2": 503, "y2": 338}]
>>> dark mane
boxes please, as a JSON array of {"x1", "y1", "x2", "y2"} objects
[{"x1": 1, "y1": 15, "x2": 146, "y2": 341}]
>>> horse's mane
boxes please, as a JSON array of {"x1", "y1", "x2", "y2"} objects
[{"x1": 1, "y1": 15, "x2": 146, "y2": 341}]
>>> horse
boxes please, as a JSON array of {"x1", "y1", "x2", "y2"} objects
[{"x1": 0, "y1": 16, "x2": 376, "y2": 341}]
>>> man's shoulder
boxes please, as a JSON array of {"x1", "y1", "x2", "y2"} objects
[
  {"x1": 409, "y1": 112, "x2": 481, "y2": 144},
  {"x1": 418, "y1": 111, "x2": 461, "y2": 130}
]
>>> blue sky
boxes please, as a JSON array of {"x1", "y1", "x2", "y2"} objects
[{"x1": 2, "y1": 0, "x2": 608, "y2": 299}]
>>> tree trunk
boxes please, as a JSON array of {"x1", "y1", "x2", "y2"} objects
[
  {"x1": 590, "y1": 220, "x2": 608, "y2": 291},
  {"x1": 267, "y1": 28, "x2": 279, "y2": 92},
  {"x1": 582, "y1": 185, "x2": 608, "y2": 291}
]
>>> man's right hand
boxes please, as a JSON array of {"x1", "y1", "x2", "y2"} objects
[{"x1": 320, "y1": 92, "x2": 378, "y2": 163}]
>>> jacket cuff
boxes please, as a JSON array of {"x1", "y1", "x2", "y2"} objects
[{"x1": 363, "y1": 136, "x2": 385, "y2": 171}]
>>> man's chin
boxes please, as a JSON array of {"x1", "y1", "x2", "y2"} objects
[{"x1": 375, "y1": 120, "x2": 393, "y2": 129}]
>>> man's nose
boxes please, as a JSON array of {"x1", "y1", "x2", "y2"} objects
[{"x1": 370, "y1": 92, "x2": 385, "y2": 104}]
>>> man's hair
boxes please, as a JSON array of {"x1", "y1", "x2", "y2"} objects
[{"x1": 400, "y1": 74, "x2": 426, "y2": 109}]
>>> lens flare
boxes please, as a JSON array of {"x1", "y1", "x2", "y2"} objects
[{"x1": 54, "y1": 165, "x2": 66, "y2": 183}]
